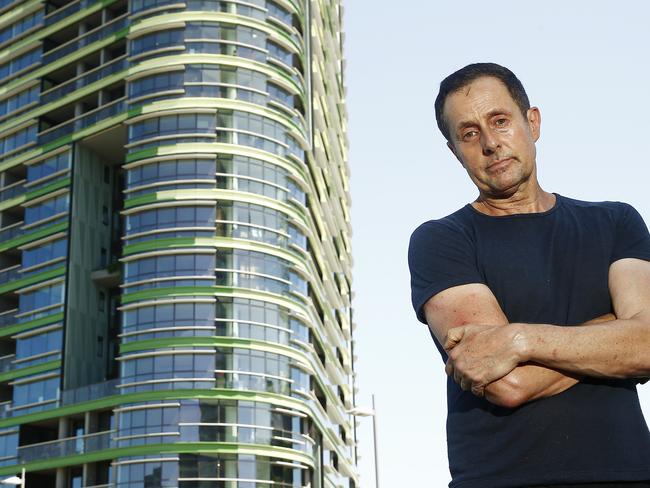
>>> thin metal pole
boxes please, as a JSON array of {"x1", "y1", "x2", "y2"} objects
[
  {"x1": 372, "y1": 394, "x2": 380, "y2": 488},
  {"x1": 21, "y1": 467, "x2": 25, "y2": 488}
]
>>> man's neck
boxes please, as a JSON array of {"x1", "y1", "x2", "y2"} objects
[{"x1": 472, "y1": 185, "x2": 556, "y2": 216}]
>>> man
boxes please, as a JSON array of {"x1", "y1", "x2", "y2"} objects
[{"x1": 408, "y1": 63, "x2": 650, "y2": 488}]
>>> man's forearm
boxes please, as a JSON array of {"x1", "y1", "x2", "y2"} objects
[
  {"x1": 515, "y1": 314, "x2": 650, "y2": 379},
  {"x1": 481, "y1": 313, "x2": 615, "y2": 408},
  {"x1": 483, "y1": 363, "x2": 579, "y2": 408}
]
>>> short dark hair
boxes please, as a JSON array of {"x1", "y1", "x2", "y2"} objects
[{"x1": 434, "y1": 63, "x2": 530, "y2": 141}]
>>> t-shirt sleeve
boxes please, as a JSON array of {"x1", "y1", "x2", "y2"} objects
[
  {"x1": 611, "y1": 203, "x2": 650, "y2": 263},
  {"x1": 408, "y1": 219, "x2": 484, "y2": 324},
  {"x1": 611, "y1": 204, "x2": 650, "y2": 385}
]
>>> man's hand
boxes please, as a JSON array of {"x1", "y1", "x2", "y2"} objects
[{"x1": 444, "y1": 324, "x2": 525, "y2": 397}]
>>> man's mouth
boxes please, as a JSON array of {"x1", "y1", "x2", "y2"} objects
[{"x1": 487, "y1": 157, "x2": 513, "y2": 171}]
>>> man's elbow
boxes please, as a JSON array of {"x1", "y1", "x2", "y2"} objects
[
  {"x1": 484, "y1": 377, "x2": 530, "y2": 409},
  {"x1": 484, "y1": 369, "x2": 580, "y2": 408}
]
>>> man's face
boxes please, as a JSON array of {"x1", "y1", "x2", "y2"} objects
[{"x1": 443, "y1": 76, "x2": 541, "y2": 198}]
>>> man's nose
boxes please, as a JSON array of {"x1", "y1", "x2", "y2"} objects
[{"x1": 480, "y1": 130, "x2": 500, "y2": 156}]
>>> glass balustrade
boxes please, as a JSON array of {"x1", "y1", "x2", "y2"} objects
[
  {"x1": 0, "y1": 265, "x2": 21, "y2": 285},
  {"x1": 0, "y1": 222, "x2": 23, "y2": 243},
  {"x1": 0, "y1": 310, "x2": 17, "y2": 329},
  {"x1": 0, "y1": 354, "x2": 15, "y2": 373},
  {"x1": 42, "y1": 15, "x2": 128, "y2": 65},
  {"x1": 45, "y1": 0, "x2": 97, "y2": 26},
  {"x1": 0, "y1": 180, "x2": 26, "y2": 202},
  {"x1": 39, "y1": 98, "x2": 126, "y2": 145},
  {"x1": 60, "y1": 378, "x2": 120, "y2": 405},
  {"x1": 17, "y1": 422, "x2": 314, "y2": 464},
  {"x1": 18, "y1": 429, "x2": 114, "y2": 462},
  {"x1": 41, "y1": 56, "x2": 128, "y2": 105}
]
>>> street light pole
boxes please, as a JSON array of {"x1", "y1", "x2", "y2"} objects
[
  {"x1": 347, "y1": 396, "x2": 380, "y2": 488},
  {"x1": 371, "y1": 394, "x2": 380, "y2": 488}
]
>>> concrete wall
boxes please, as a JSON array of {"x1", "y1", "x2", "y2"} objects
[{"x1": 63, "y1": 143, "x2": 116, "y2": 389}]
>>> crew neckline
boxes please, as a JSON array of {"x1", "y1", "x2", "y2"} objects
[{"x1": 466, "y1": 193, "x2": 563, "y2": 219}]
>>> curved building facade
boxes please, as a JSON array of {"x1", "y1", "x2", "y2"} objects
[{"x1": 0, "y1": 0, "x2": 356, "y2": 486}]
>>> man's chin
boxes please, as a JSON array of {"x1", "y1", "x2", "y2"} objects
[{"x1": 484, "y1": 179, "x2": 527, "y2": 198}]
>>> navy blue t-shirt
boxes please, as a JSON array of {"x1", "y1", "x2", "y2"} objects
[{"x1": 408, "y1": 194, "x2": 650, "y2": 488}]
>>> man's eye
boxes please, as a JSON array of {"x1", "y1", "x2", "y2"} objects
[
  {"x1": 463, "y1": 131, "x2": 477, "y2": 140},
  {"x1": 495, "y1": 118, "x2": 508, "y2": 126}
]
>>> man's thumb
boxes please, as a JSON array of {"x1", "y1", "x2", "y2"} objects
[{"x1": 444, "y1": 327, "x2": 465, "y2": 351}]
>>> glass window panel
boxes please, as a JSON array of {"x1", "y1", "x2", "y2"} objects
[
  {"x1": 159, "y1": 116, "x2": 176, "y2": 134},
  {"x1": 175, "y1": 254, "x2": 194, "y2": 272},
  {"x1": 156, "y1": 355, "x2": 173, "y2": 373},
  {"x1": 203, "y1": 68, "x2": 220, "y2": 84},
  {"x1": 157, "y1": 255, "x2": 174, "y2": 274},
  {"x1": 139, "y1": 306, "x2": 154, "y2": 325},
  {"x1": 163, "y1": 407, "x2": 178, "y2": 425},
  {"x1": 174, "y1": 354, "x2": 193, "y2": 371},
  {"x1": 195, "y1": 355, "x2": 213, "y2": 372},
  {"x1": 158, "y1": 161, "x2": 176, "y2": 178},
  {"x1": 176, "y1": 303, "x2": 193, "y2": 320},
  {"x1": 155, "y1": 304, "x2": 173, "y2": 324},
  {"x1": 251, "y1": 353, "x2": 264, "y2": 373},
  {"x1": 185, "y1": 66, "x2": 201, "y2": 83},
  {"x1": 141, "y1": 164, "x2": 157, "y2": 182},
  {"x1": 158, "y1": 208, "x2": 174, "y2": 225},
  {"x1": 138, "y1": 357, "x2": 154, "y2": 375},
  {"x1": 178, "y1": 114, "x2": 195, "y2": 130},
  {"x1": 197, "y1": 114, "x2": 214, "y2": 131},
  {"x1": 132, "y1": 409, "x2": 146, "y2": 428},
  {"x1": 177, "y1": 207, "x2": 195, "y2": 224}
]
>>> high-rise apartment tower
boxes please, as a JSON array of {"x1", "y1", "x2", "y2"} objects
[{"x1": 0, "y1": 0, "x2": 356, "y2": 486}]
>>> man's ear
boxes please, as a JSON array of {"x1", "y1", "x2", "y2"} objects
[
  {"x1": 527, "y1": 107, "x2": 541, "y2": 142},
  {"x1": 447, "y1": 140, "x2": 464, "y2": 166}
]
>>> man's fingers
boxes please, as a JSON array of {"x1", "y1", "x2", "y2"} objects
[
  {"x1": 445, "y1": 359, "x2": 454, "y2": 377},
  {"x1": 453, "y1": 366, "x2": 464, "y2": 387},
  {"x1": 460, "y1": 377, "x2": 472, "y2": 392},
  {"x1": 444, "y1": 326, "x2": 466, "y2": 351},
  {"x1": 471, "y1": 383, "x2": 485, "y2": 398}
]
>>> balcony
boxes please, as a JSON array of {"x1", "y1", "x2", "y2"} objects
[
  {"x1": 0, "y1": 310, "x2": 17, "y2": 329},
  {"x1": 0, "y1": 222, "x2": 24, "y2": 243},
  {"x1": 60, "y1": 378, "x2": 120, "y2": 405},
  {"x1": 0, "y1": 354, "x2": 15, "y2": 373},
  {"x1": 38, "y1": 97, "x2": 126, "y2": 146},
  {"x1": 16, "y1": 422, "x2": 314, "y2": 464},
  {"x1": 45, "y1": 0, "x2": 98, "y2": 26},
  {"x1": 0, "y1": 401, "x2": 10, "y2": 420},
  {"x1": 0, "y1": 0, "x2": 19, "y2": 14},
  {"x1": 0, "y1": 180, "x2": 26, "y2": 203},
  {"x1": 18, "y1": 429, "x2": 114, "y2": 463},
  {"x1": 0, "y1": 378, "x2": 118, "y2": 421},
  {"x1": 42, "y1": 14, "x2": 128, "y2": 66},
  {"x1": 41, "y1": 56, "x2": 128, "y2": 106},
  {"x1": 0, "y1": 265, "x2": 21, "y2": 285}
]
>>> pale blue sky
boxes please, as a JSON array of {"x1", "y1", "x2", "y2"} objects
[{"x1": 345, "y1": 1, "x2": 650, "y2": 486}]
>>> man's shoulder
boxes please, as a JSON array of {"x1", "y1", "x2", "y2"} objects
[
  {"x1": 558, "y1": 194, "x2": 637, "y2": 223},
  {"x1": 410, "y1": 205, "x2": 474, "y2": 243},
  {"x1": 559, "y1": 194, "x2": 633, "y2": 212}
]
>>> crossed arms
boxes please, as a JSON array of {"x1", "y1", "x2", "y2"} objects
[{"x1": 423, "y1": 257, "x2": 650, "y2": 408}]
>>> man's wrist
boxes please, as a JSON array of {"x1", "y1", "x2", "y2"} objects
[{"x1": 510, "y1": 322, "x2": 532, "y2": 363}]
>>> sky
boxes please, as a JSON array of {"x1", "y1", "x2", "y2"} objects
[{"x1": 344, "y1": 1, "x2": 650, "y2": 486}]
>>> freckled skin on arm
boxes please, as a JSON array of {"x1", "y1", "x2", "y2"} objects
[
  {"x1": 424, "y1": 283, "x2": 604, "y2": 408},
  {"x1": 441, "y1": 259, "x2": 650, "y2": 400},
  {"x1": 511, "y1": 258, "x2": 650, "y2": 379}
]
